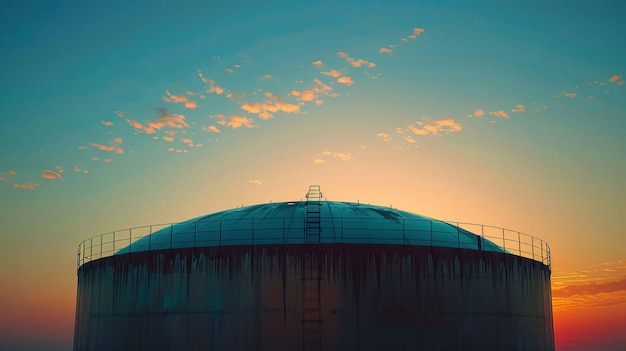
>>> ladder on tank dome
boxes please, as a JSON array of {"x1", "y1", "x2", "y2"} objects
[{"x1": 303, "y1": 185, "x2": 322, "y2": 351}]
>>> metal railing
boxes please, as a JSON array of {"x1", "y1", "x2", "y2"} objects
[{"x1": 77, "y1": 218, "x2": 550, "y2": 269}]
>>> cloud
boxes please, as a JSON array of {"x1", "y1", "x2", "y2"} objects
[
  {"x1": 249, "y1": 179, "x2": 262, "y2": 185},
  {"x1": 335, "y1": 52, "x2": 376, "y2": 69},
  {"x1": 214, "y1": 114, "x2": 258, "y2": 129},
  {"x1": 377, "y1": 132, "x2": 391, "y2": 142},
  {"x1": 312, "y1": 60, "x2": 324, "y2": 68},
  {"x1": 226, "y1": 91, "x2": 246, "y2": 99},
  {"x1": 114, "y1": 111, "x2": 124, "y2": 118},
  {"x1": 511, "y1": 104, "x2": 525, "y2": 113},
  {"x1": 321, "y1": 69, "x2": 341, "y2": 78},
  {"x1": 0, "y1": 177, "x2": 7, "y2": 182},
  {"x1": 350, "y1": 59, "x2": 376, "y2": 68},
  {"x1": 13, "y1": 182, "x2": 38, "y2": 190},
  {"x1": 408, "y1": 118, "x2": 462, "y2": 135},
  {"x1": 101, "y1": 121, "x2": 113, "y2": 126},
  {"x1": 260, "y1": 74, "x2": 273, "y2": 80},
  {"x1": 113, "y1": 137, "x2": 122, "y2": 144},
  {"x1": 162, "y1": 136, "x2": 174, "y2": 142},
  {"x1": 489, "y1": 110, "x2": 510, "y2": 118},
  {"x1": 609, "y1": 74, "x2": 621, "y2": 83},
  {"x1": 404, "y1": 135, "x2": 416, "y2": 143},
  {"x1": 378, "y1": 47, "x2": 392, "y2": 55},
  {"x1": 617, "y1": 81, "x2": 625, "y2": 86},
  {"x1": 412, "y1": 27, "x2": 425, "y2": 36},
  {"x1": 321, "y1": 151, "x2": 353, "y2": 161},
  {"x1": 8, "y1": 170, "x2": 17, "y2": 176},
  {"x1": 337, "y1": 76, "x2": 354, "y2": 86},
  {"x1": 104, "y1": 158, "x2": 112, "y2": 163},
  {"x1": 291, "y1": 89, "x2": 316, "y2": 101},
  {"x1": 241, "y1": 102, "x2": 262, "y2": 114},
  {"x1": 562, "y1": 91, "x2": 577, "y2": 98},
  {"x1": 313, "y1": 158, "x2": 326, "y2": 164},
  {"x1": 41, "y1": 169, "x2": 63, "y2": 180},
  {"x1": 553, "y1": 279, "x2": 626, "y2": 298},
  {"x1": 90, "y1": 142, "x2": 124, "y2": 154},
  {"x1": 162, "y1": 91, "x2": 198, "y2": 109},
  {"x1": 206, "y1": 125, "x2": 221, "y2": 133},
  {"x1": 473, "y1": 109, "x2": 485, "y2": 117},
  {"x1": 315, "y1": 100, "x2": 323, "y2": 106}
]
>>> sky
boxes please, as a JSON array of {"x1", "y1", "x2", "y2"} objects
[{"x1": 0, "y1": 0, "x2": 625, "y2": 350}]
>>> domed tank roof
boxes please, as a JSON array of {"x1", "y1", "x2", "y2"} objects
[{"x1": 116, "y1": 201, "x2": 504, "y2": 254}]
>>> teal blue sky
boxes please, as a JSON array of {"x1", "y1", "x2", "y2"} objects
[{"x1": 1, "y1": 1, "x2": 626, "y2": 350}]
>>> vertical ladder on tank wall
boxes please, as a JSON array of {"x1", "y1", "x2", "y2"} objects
[
  {"x1": 305, "y1": 185, "x2": 322, "y2": 243},
  {"x1": 303, "y1": 185, "x2": 322, "y2": 351}
]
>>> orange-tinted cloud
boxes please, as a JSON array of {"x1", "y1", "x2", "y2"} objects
[
  {"x1": 377, "y1": 132, "x2": 391, "y2": 142},
  {"x1": 215, "y1": 114, "x2": 258, "y2": 129},
  {"x1": 41, "y1": 169, "x2": 63, "y2": 180},
  {"x1": 113, "y1": 137, "x2": 122, "y2": 144},
  {"x1": 617, "y1": 81, "x2": 625, "y2": 86},
  {"x1": 404, "y1": 135, "x2": 416, "y2": 143},
  {"x1": 249, "y1": 179, "x2": 262, "y2": 185},
  {"x1": 114, "y1": 110, "x2": 124, "y2": 118},
  {"x1": 162, "y1": 136, "x2": 174, "y2": 142},
  {"x1": 473, "y1": 109, "x2": 485, "y2": 117},
  {"x1": 8, "y1": 170, "x2": 17, "y2": 176},
  {"x1": 409, "y1": 118, "x2": 462, "y2": 135},
  {"x1": 337, "y1": 76, "x2": 354, "y2": 85},
  {"x1": 562, "y1": 91, "x2": 577, "y2": 98},
  {"x1": 312, "y1": 60, "x2": 324, "y2": 68},
  {"x1": 0, "y1": 177, "x2": 7, "y2": 182},
  {"x1": 609, "y1": 75, "x2": 621, "y2": 83},
  {"x1": 321, "y1": 69, "x2": 341, "y2": 78},
  {"x1": 206, "y1": 125, "x2": 221, "y2": 133},
  {"x1": 260, "y1": 74, "x2": 273, "y2": 80},
  {"x1": 226, "y1": 91, "x2": 246, "y2": 99},
  {"x1": 104, "y1": 158, "x2": 112, "y2": 163},
  {"x1": 89, "y1": 143, "x2": 124, "y2": 154},
  {"x1": 552, "y1": 259, "x2": 626, "y2": 311},
  {"x1": 162, "y1": 91, "x2": 198, "y2": 109},
  {"x1": 489, "y1": 110, "x2": 510, "y2": 118},
  {"x1": 321, "y1": 151, "x2": 353, "y2": 161},
  {"x1": 315, "y1": 100, "x2": 323, "y2": 106},
  {"x1": 351, "y1": 59, "x2": 375, "y2": 68},
  {"x1": 13, "y1": 182, "x2": 38, "y2": 190},
  {"x1": 241, "y1": 102, "x2": 262, "y2": 114},
  {"x1": 101, "y1": 121, "x2": 113, "y2": 126},
  {"x1": 511, "y1": 104, "x2": 525, "y2": 113},
  {"x1": 313, "y1": 159, "x2": 326, "y2": 164},
  {"x1": 379, "y1": 47, "x2": 392, "y2": 54}
]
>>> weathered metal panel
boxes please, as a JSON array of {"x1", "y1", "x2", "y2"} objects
[{"x1": 74, "y1": 245, "x2": 554, "y2": 351}]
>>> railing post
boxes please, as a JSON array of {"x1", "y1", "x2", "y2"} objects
[
  {"x1": 100, "y1": 235, "x2": 103, "y2": 259},
  {"x1": 219, "y1": 220, "x2": 222, "y2": 246},
  {"x1": 113, "y1": 231, "x2": 116, "y2": 253},
  {"x1": 518, "y1": 232, "x2": 521, "y2": 257},
  {"x1": 170, "y1": 224, "x2": 173, "y2": 249},
  {"x1": 531, "y1": 237, "x2": 535, "y2": 261},
  {"x1": 252, "y1": 218, "x2": 255, "y2": 245},
  {"x1": 194, "y1": 221, "x2": 197, "y2": 248},
  {"x1": 502, "y1": 228, "x2": 505, "y2": 251},
  {"x1": 148, "y1": 225, "x2": 152, "y2": 251},
  {"x1": 402, "y1": 219, "x2": 405, "y2": 245}
]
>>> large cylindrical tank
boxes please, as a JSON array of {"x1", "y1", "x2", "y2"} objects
[{"x1": 74, "y1": 200, "x2": 554, "y2": 351}]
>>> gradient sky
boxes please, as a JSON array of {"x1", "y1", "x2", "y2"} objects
[{"x1": 1, "y1": 1, "x2": 625, "y2": 350}]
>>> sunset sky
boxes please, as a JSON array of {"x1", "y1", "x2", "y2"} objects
[{"x1": 1, "y1": 0, "x2": 625, "y2": 350}]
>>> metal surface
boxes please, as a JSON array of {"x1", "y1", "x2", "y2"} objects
[
  {"x1": 77, "y1": 201, "x2": 551, "y2": 268},
  {"x1": 74, "y1": 245, "x2": 554, "y2": 351}
]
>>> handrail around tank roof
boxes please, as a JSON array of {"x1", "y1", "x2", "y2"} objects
[{"x1": 76, "y1": 217, "x2": 550, "y2": 270}]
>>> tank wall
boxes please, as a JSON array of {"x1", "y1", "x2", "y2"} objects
[{"x1": 74, "y1": 245, "x2": 554, "y2": 351}]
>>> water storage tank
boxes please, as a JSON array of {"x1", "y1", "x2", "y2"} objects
[{"x1": 74, "y1": 188, "x2": 554, "y2": 350}]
